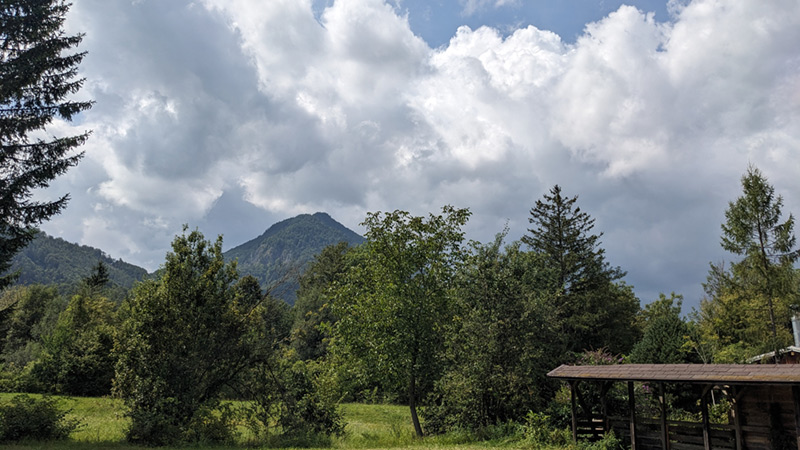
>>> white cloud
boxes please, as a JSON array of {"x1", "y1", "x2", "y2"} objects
[{"x1": 40, "y1": 0, "x2": 800, "y2": 306}]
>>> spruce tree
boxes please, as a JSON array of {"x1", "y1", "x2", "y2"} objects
[
  {"x1": 0, "y1": 0, "x2": 92, "y2": 288},
  {"x1": 523, "y1": 185, "x2": 623, "y2": 294},
  {"x1": 523, "y1": 185, "x2": 638, "y2": 353}
]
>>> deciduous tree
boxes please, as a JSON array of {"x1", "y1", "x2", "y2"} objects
[
  {"x1": 333, "y1": 206, "x2": 470, "y2": 437},
  {"x1": 424, "y1": 234, "x2": 559, "y2": 432}
]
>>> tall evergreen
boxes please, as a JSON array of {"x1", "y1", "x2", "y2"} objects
[
  {"x1": 523, "y1": 185, "x2": 638, "y2": 353},
  {"x1": 523, "y1": 185, "x2": 623, "y2": 293},
  {"x1": 0, "y1": 0, "x2": 92, "y2": 289},
  {"x1": 718, "y1": 166, "x2": 798, "y2": 356}
]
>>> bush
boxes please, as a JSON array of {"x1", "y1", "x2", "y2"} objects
[
  {"x1": 523, "y1": 411, "x2": 571, "y2": 448},
  {"x1": 32, "y1": 294, "x2": 117, "y2": 396},
  {"x1": 183, "y1": 404, "x2": 240, "y2": 444},
  {"x1": 244, "y1": 357, "x2": 344, "y2": 440},
  {"x1": 0, "y1": 394, "x2": 80, "y2": 442},
  {"x1": 113, "y1": 229, "x2": 258, "y2": 445},
  {"x1": 581, "y1": 431, "x2": 623, "y2": 450}
]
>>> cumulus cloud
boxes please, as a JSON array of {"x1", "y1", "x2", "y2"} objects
[{"x1": 41, "y1": 0, "x2": 800, "y2": 305}]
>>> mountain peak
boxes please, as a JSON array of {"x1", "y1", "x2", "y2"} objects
[{"x1": 225, "y1": 212, "x2": 363, "y2": 304}]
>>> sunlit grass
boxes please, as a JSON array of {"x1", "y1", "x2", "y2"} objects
[{"x1": 0, "y1": 394, "x2": 545, "y2": 450}]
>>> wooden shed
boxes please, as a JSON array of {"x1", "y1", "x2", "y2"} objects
[{"x1": 547, "y1": 364, "x2": 800, "y2": 450}]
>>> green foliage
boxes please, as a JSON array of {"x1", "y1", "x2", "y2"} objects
[
  {"x1": 630, "y1": 293, "x2": 695, "y2": 364},
  {"x1": 424, "y1": 235, "x2": 560, "y2": 432},
  {"x1": 697, "y1": 166, "x2": 799, "y2": 362},
  {"x1": 181, "y1": 403, "x2": 240, "y2": 445},
  {"x1": 523, "y1": 185, "x2": 639, "y2": 354},
  {"x1": 113, "y1": 227, "x2": 341, "y2": 445},
  {"x1": 720, "y1": 166, "x2": 799, "y2": 349},
  {"x1": 0, "y1": 0, "x2": 93, "y2": 289},
  {"x1": 333, "y1": 206, "x2": 471, "y2": 436},
  {"x1": 523, "y1": 412, "x2": 573, "y2": 448},
  {"x1": 523, "y1": 185, "x2": 624, "y2": 294},
  {"x1": 581, "y1": 431, "x2": 623, "y2": 450},
  {"x1": 0, "y1": 394, "x2": 80, "y2": 442},
  {"x1": 84, "y1": 261, "x2": 110, "y2": 291},
  {"x1": 113, "y1": 227, "x2": 257, "y2": 445},
  {"x1": 292, "y1": 241, "x2": 353, "y2": 361},
  {"x1": 0, "y1": 284, "x2": 64, "y2": 370},
  {"x1": 10, "y1": 232, "x2": 148, "y2": 300},
  {"x1": 244, "y1": 355, "x2": 344, "y2": 441},
  {"x1": 31, "y1": 293, "x2": 117, "y2": 396}
]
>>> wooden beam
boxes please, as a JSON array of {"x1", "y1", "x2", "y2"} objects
[
  {"x1": 659, "y1": 382, "x2": 670, "y2": 450},
  {"x1": 700, "y1": 385, "x2": 711, "y2": 450},
  {"x1": 629, "y1": 381, "x2": 637, "y2": 450}
]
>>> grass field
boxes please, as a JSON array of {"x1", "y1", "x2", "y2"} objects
[{"x1": 0, "y1": 394, "x2": 556, "y2": 450}]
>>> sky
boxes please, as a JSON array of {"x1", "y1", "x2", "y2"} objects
[{"x1": 38, "y1": 0, "x2": 800, "y2": 310}]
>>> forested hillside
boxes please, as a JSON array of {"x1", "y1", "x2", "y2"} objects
[
  {"x1": 224, "y1": 212, "x2": 364, "y2": 304},
  {"x1": 9, "y1": 232, "x2": 148, "y2": 292}
]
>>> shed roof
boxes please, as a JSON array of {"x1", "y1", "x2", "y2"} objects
[
  {"x1": 747, "y1": 345, "x2": 800, "y2": 363},
  {"x1": 547, "y1": 364, "x2": 800, "y2": 384}
]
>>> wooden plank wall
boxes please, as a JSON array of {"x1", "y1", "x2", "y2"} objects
[
  {"x1": 739, "y1": 385, "x2": 798, "y2": 450},
  {"x1": 599, "y1": 384, "x2": 799, "y2": 450},
  {"x1": 610, "y1": 418, "x2": 736, "y2": 450}
]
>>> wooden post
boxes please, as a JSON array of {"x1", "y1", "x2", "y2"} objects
[
  {"x1": 792, "y1": 385, "x2": 800, "y2": 450},
  {"x1": 701, "y1": 385, "x2": 711, "y2": 450},
  {"x1": 731, "y1": 386, "x2": 743, "y2": 450},
  {"x1": 659, "y1": 382, "x2": 670, "y2": 450},
  {"x1": 570, "y1": 381, "x2": 578, "y2": 442},
  {"x1": 629, "y1": 381, "x2": 637, "y2": 450},
  {"x1": 600, "y1": 381, "x2": 612, "y2": 433}
]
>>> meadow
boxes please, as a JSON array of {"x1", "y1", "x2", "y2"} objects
[{"x1": 0, "y1": 394, "x2": 565, "y2": 450}]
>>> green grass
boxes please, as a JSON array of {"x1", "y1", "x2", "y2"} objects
[{"x1": 0, "y1": 394, "x2": 541, "y2": 450}]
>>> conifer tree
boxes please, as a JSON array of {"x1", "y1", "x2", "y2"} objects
[
  {"x1": 523, "y1": 185, "x2": 623, "y2": 293},
  {"x1": 523, "y1": 185, "x2": 638, "y2": 353},
  {"x1": 0, "y1": 0, "x2": 92, "y2": 288},
  {"x1": 718, "y1": 166, "x2": 799, "y2": 357}
]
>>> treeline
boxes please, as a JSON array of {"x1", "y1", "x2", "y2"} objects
[
  {"x1": 10, "y1": 232, "x2": 148, "y2": 301},
  {"x1": 0, "y1": 167, "x2": 797, "y2": 444}
]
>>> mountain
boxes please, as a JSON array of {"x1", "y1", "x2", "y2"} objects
[
  {"x1": 224, "y1": 212, "x2": 364, "y2": 304},
  {"x1": 9, "y1": 232, "x2": 149, "y2": 293}
]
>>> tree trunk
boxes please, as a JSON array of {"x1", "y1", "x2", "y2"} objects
[{"x1": 409, "y1": 372, "x2": 423, "y2": 437}]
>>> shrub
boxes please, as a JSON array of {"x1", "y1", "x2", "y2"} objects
[
  {"x1": 244, "y1": 357, "x2": 344, "y2": 441},
  {"x1": 581, "y1": 431, "x2": 623, "y2": 450},
  {"x1": 0, "y1": 394, "x2": 80, "y2": 442},
  {"x1": 523, "y1": 411, "x2": 571, "y2": 448},
  {"x1": 113, "y1": 229, "x2": 257, "y2": 445},
  {"x1": 182, "y1": 404, "x2": 240, "y2": 444}
]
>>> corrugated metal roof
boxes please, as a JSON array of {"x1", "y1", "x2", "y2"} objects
[{"x1": 547, "y1": 364, "x2": 800, "y2": 384}]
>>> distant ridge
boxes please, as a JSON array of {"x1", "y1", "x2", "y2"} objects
[
  {"x1": 10, "y1": 232, "x2": 149, "y2": 292},
  {"x1": 224, "y1": 212, "x2": 364, "y2": 304}
]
